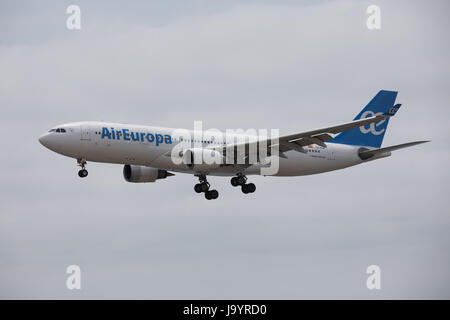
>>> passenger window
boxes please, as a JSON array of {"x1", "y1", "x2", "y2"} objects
[{"x1": 61, "y1": 128, "x2": 66, "y2": 133}]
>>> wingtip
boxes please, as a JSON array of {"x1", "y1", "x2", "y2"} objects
[{"x1": 414, "y1": 140, "x2": 431, "y2": 145}]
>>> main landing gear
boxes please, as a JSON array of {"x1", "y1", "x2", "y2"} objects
[
  {"x1": 77, "y1": 158, "x2": 88, "y2": 178},
  {"x1": 230, "y1": 174, "x2": 256, "y2": 194},
  {"x1": 194, "y1": 175, "x2": 219, "y2": 200}
]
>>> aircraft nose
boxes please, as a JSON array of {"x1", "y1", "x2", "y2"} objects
[{"x1": 39, "y1": 133, "x2": 51, "y2": 148}]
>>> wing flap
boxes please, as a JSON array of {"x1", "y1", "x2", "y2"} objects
[{"x1": 289, "y1": 133, "x2": 334, "y2": 148}]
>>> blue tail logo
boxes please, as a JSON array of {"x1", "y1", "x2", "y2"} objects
[
  {"x1": 359, "y1": 110, "x2": 387, "y2": 136},
  {"x1": 331, "y1": 90, "x2": 401, "y2": 148}
]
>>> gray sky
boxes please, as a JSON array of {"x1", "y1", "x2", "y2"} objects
[{"x1": 1, "y1": 0, "x2": 449, "y2": 299}]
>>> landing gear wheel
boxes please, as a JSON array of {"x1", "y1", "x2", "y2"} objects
[
  {"x1": 241, "y1": 183, "x2": 255, "y2": 194},
  {"x1": 210, "y1": 189, "x2": 219, "y2": 199},
  {"x1": 230, "y1": 177, "x2": 239, "y2": 187},
  {"x1": 77, "y1": 158, "x2": 88, "y2": 178},
  {"x1": 200, "y1": 182, "x2": 209, "y2": 192},
  {"x1": 237, "y1": 175, "x2": 246, "y2": 185},
  {"x1": 194, "y1": 184, "x2": 203, "y2": 193},
  {"x1": 78, "y1": 169, "x2": 88, "y2": 178},
  {"x1": 195, "y1": 175, "x2": 216, "y2": 198},
  {"x1": 205, "y1": 189, "x2": 219, "y2": 200}
]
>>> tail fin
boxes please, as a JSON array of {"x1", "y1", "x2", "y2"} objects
[{"x1": 331, "y1": 90, "x2": 401, "y2": 148}]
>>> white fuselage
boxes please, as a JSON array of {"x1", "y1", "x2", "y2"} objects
[{"x1": 39, "y1": 121, "x2": 373, "y2": 177}]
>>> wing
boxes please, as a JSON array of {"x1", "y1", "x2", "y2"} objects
[
  {"x1": 275, "y1": 112, "x2": 393, "y2": 153},
  {"x1": 215, "y1": 111, "x2": 397, "y2": 161}
]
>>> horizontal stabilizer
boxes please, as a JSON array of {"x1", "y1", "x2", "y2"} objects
[{"x1": 358, "y1": 140, "x2": 430, "y2": 160}]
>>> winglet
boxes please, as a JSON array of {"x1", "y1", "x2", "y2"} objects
[{"x1": 383, "y1": 103, "x2": 402, "y2": 116}]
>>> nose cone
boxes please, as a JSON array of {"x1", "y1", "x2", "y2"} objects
[
  {"x1": 39, "y1": 133, "x2": 50, "y2": 148},
  {"x1": 39, "y1": 131, "x2": 67, "y2": 154},
  {"x1": 39, "y1": 132, "x2": 62, "y2": 152}
]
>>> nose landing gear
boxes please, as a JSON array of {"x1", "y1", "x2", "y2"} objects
[
  {"x1": 77, "y1": 158, "x2": 88, "y2": 178},
  {"x1": 231, "y1": 174, "x2": 256, "y2": 194},
  {"x1": 194, "y1": 175, "x2": 219, "y2": 200}
]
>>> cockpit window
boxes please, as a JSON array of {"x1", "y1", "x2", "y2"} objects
[{"x1": 50, "y1": 128, "x2": 66, "y2": 133}]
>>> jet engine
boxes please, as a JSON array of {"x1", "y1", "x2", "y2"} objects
[
  {"x1": 123, "y1": 165, "x2": 173, "y2": 183},
  {"x1": 182, "y1": 148, "x2": 223, "y2": 171}
]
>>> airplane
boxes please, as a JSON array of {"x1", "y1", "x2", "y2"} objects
[{"x1": 39, "y1": 90, "x2": 428, "y2": 200}]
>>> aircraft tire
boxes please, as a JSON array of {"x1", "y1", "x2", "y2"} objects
[{"x1": 78, "y1": 169, "x2": 88, "y2": 178}]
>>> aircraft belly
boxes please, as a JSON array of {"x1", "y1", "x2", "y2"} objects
[
  {"x1": 80, "y1": 140, "x2": 165, "y2": 165},
  {"x1": 273, "y1": 149, "x2": 361, "y2": 176}
]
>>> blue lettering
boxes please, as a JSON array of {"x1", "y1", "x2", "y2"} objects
[
  {"x1": 101, "y1": 127, "x2": 111, "y2": 139},
  {"x1": 130, "y1": 131, "x2": 139, "y2": 142},
  {"x1": 101, "y1": 128, "x2": 171, "y2": 145},
  {"x1": 123, "y1": 129, "x2": 130, "y2": 141},
  {"x1": 155, "y1": 134, "x2": 163, "y2": 146}
]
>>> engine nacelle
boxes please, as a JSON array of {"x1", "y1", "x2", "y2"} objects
[
  {"x1": 183, "y1": 148, "x2": 223, "y2": 172},
  {"x1": 123, "y1": 165, "x2": 173, "y2": 183}
]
